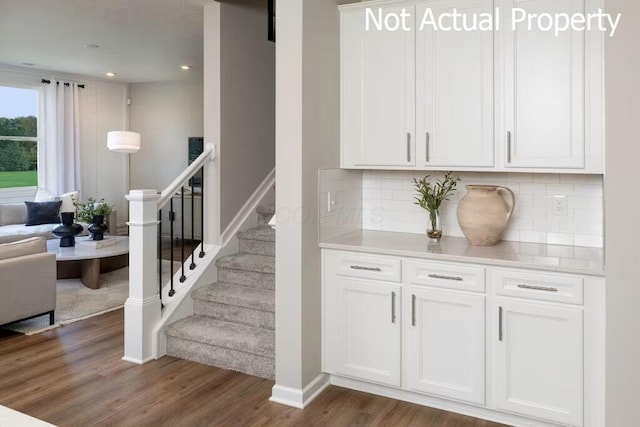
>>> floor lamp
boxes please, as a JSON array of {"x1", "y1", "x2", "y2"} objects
[{"x1": 107, "y1": 131, "x2": 141, "y2": 233}]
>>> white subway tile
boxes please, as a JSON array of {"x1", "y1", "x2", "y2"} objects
[
  {"x1": 382, "y1": 179, "x2": 403, "y2": 190},
  {"x1": 568, "y1": 197, "x2": 589, "y2": 210},
  {"x1": 573, "y1": 184, "x2": 603, "y2": 197},
  {"x1": 508, "y1": 173, "x2": 533, "y2": 183},
  {"x1": 546, "y1": 184, "x2": 574, "y2": 196},
  {"x1": 392, "y1": 189, "x2": 414, "y2": 201},
  {"x1": 519, "y1": 183, "x2": 547, "y2": 195},
  {"x1": 518, "y1": 206, "x2": 548, "y2": 219},
  {"x1": 547, "y1": 233, "x2": 574, "y2": 246},
  {"x1": 574, "y1": 234, "x2": 603, "y2": 248},
  {"x1": 533, "y1": 173, "x2": 560, "y2": 184},
  {"x1": 533, "y1": 196, "x2": 552, "y2": 208}
]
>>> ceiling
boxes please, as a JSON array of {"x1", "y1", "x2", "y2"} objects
[{"x1": 0, "y1": 0, "x2": 210, "y2": 83}]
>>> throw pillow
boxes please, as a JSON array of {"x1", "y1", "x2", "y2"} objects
[
  {"x1": 34, "y1": 187, "x2": 55, "y2": 202},
  {"x1": 58, "y1": 191, "x2": 79, "y2": 213},
  {"x1": 24, "y1": 201, "x2": 62, "y2": 226}
]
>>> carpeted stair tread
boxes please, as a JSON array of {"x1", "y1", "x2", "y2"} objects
[
  {"x1": 216, "y1": 253, "x2": 274, "y2": 274},
  {"x1": 237, "y1": 227, "x2": 275, "y2": 242},
  {"x1": 217, "y1": 268, "x2": 274, "y2": 290},
  {"x1": 166, "y1": 317, "x2": 274, "y2": 359},
  {"x1": 192, "y1": 282, "x2": 274, "y2": 312},
  {"x1": 256, "y1": 203, "x2": 275, "y2": 215}
]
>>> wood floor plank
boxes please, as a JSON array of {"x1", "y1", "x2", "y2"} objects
[{"x1": 0, "y1": 309, "x2": 507, "y2": 427}]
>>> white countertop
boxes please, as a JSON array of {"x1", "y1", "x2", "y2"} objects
[{"x1": 319, "y1": 230, "x2": 604, "y2": 276}]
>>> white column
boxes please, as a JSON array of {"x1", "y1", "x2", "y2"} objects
[{"x1": 123, "y1": 189, "x2": 161, "y2": 364}]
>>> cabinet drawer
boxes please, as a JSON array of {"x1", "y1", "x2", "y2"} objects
[
  {"x1": 493, "y1": 268, "x2": 584, "y2": 305},
  {"x1": 405, "y1": 260, "x2": 485, "y2": 292},
  {"x1": 331, "y1": 252, "x2": 402, "y2": 283}
]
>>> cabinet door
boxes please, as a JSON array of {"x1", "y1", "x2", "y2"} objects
[
  {"x1": 324, "y1": 278, "x2": 402, "y2": 386},
  {"x1": 494, "y1": 298, "x2": 583, "y2": 426},
  {"x1": 416, "y1": 0, "x2": 494, "y2": 167},
  {"x1": 405, "y1": 287, "x2": 485, "y2": 404},
  {"x1": 501, "y1": 0, "x2": 585, "y2": 168},
  {"x1": 341, "y1": 6, "x2": 415, "y2": 168}
]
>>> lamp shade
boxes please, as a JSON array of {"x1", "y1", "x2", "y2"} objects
[{"x1": 107, "y1": 131, "x2": 141, "y2": 153}]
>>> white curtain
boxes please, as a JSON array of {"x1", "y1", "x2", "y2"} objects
[{"x1": 43, "y1": 80, "x2": 81, "y2": 195}]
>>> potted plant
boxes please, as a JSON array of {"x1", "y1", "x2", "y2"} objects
[
  {"x1": 74, "y1": 197, "x2": 114, "y2": 240},
  {"x1": 413, "y1": 171, "x2": 459, "y2": 242}
]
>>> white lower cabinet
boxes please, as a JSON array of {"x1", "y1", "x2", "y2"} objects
[
  {"x1": 405, "y1": 287, "x2": 485, "y2": 405},
  {"x1": 322, "y1": 249, "x2": 602, "y2": 426},
  {"x1": 324, "y1": 277, "x2": 402, "y2": 387},
  {"x1": 493, "y1": 298, "x2": 583, "y2": 426}
]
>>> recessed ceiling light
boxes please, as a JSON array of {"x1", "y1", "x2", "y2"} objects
[
  {"x1": 106, "y1": 72, "x2": 116, "y2": 77},
  {"x1": 84, "y1": 44, "x2": 100, "y2": 49},
  {"x1": 180, "y1": 65, "x2": 191, "y2": 70}
]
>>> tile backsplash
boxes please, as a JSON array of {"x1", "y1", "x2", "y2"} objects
[{"x1": 362, "y1": 171, "x2": 604, "y2": 248}]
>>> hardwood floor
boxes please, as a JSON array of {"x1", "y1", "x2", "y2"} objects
[{"x1": 0, "y1": 310, "x2": 505, "y2": 427}]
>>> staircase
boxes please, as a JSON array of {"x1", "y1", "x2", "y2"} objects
[{"x1": 165, "y1": 204, "x2": 275, "y2": 379}]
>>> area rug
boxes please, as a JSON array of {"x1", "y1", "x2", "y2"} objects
[{"x1": 3, "y1": 260, "x2": 176, "y2": 336}]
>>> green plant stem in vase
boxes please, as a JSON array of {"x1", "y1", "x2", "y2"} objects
[{"x1": 413, "y1": 171, "x2": 460, "y2": 242}]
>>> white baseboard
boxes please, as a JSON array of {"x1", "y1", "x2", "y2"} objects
[
  {"x1": 121, "y1": 355, "x2": 154, "y2": 365},
  {"x1": 270, "y1": 373, "x2": 331, "y2": 409}
]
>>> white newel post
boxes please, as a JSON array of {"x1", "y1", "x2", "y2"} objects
[{"x1": 123, "y1": 189, "x2": 161, "y2": 364}]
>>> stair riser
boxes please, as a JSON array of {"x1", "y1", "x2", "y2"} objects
[
  {"x1": 257, "y1": 213, "x2": 274, "y2": 227},
  {"x1": 167, "y1": 337, "x2": 275, "y2": 380},
  {"x1": 194, "y1": 300, "x2": 275, "y2": 330},
  {"x1": 238, "y1": 239, "x2": 275, "y2": 257},
  {"x1": 217, "y1": 268, "x2": 275, "y2": 290}
]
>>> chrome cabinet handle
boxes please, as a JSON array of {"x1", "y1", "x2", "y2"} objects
[
  {"x1": 391, "y1": 291, "x2": 396, "y2": 323},
  {"x1": 411, "y1": 294, "x2": 416, "y2": 326},
  {"x1": 407, "y1": 133, "x2": 411, "y2": 162},
  {"x1": 499, "y1": 306, "x2": 503, "y2": 341},
  {"x1": 428, "y1": 273, "x2": 463, "y2": 281},
  {"x1": 350, "y1": 265, "x2": 382, "y2": 272},
  {"x1": 517, "y1": 284, "x2": 559, "y2": 292},
  {"x1": 507, "y1": 131, "x2": 512, "y2": 163},
  {"x1": 425, "y1": 132, "x2": 430, "y2": 162}
]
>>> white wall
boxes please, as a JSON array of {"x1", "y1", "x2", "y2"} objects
[
  {"x1": 605, "y1": 0, "x2": 640, "y2": 424},
  {"x1": 0, "y1": 64, "x2": 129, "y2": 226},
  {"x1": 219, "y1": 0, "x2": 275, "y2": 231},
  {"x1": 274, "y1": 0, "x2": 341, "y2": 392},
  {"x1": 129, "y1": 79, "x2": 204, "y2": 190}
]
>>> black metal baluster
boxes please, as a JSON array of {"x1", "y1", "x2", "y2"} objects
[
  {"x1": 180, "y1": 187, "x2": 186, "y2": 283},
  {"x1": 169, "y1": 199, "x2": 175, "y2": 297},
  {"x1": 158, "y1": 209, "x2": 163, "y2": 308},
  {"x1": 190, "y1": 176, "x2": 196, "y2": 270},
  {"x1": 199, "y1": 167, "x2": 205, "y2": 258}
]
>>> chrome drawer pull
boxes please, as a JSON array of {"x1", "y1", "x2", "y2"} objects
[
  {"x1": 350, "y1": 265, "x2": 382, "y2": 272},
  {"x1": 391, "y1": 292, "x2": 396, "y2": 324},
  {"x1": 498, "y1": 306, "x2": 503, "y2": 341},
  {"x1": 411, "y1": 294, "x2": 416, "y2": 327},
  {"x1": 428, "y1": 273, "x2": 463, "y2": 281},
  {"x1": 517, "y1": 284, "x2": 558, "y2": 292}
]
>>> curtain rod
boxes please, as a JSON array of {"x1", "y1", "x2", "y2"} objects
[{"x1": 41, "y1": 78, "x2": 85, "y2": 89}]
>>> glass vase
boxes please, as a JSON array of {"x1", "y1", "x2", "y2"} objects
[{"x1": 427, "y1": 209, "x2": 442, "y2": 242}]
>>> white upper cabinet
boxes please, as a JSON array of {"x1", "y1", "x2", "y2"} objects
[
  {"x1": 500, "y1": 0, "x2": 590, "y2": 170},
  {"x1": 339, "y1": 0, "x2": 604, "y2": 173},
  {"x1": 341, "y1": 5, "x2": 416, "y2": 168},
  {"x1": 416, "y1": 0, "x2": 494, "y2": 167}
]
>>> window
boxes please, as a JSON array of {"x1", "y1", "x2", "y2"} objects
[{"x1": 0, "y1": 86, "x2": 39, "y2": 190}]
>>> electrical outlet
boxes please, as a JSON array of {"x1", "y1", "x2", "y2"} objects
[
  {"x1": 552, "y1": 195, "x2": 568, "y2": 216},
  {"x1": 327, "y1": 192, "x2": 337, "y2": 213}
]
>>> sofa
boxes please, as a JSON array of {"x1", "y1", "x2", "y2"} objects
[
  {"x1": 0, "y1": 237, "x2": 56, "y2": 326},
  {"x1": 0, "y1": 190, "x2": 116, "y2": 244}
]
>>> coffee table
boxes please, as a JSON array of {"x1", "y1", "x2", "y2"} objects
[{"x1": 47, "y1": 236, "x2": 130, "y2": 289}]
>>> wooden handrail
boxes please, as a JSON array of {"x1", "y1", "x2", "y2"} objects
[{"x1": 158, "y1": 143, "x2": 215, "y2": 210}]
